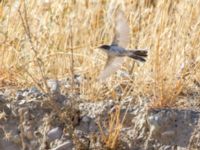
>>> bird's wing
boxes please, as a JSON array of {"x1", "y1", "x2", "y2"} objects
[
  {"x1": 112, "y1": 11, "x2": 130, "y2": 48},
  {"x1": 98, "y1": 56, "x2": 124, "y2": 80}
]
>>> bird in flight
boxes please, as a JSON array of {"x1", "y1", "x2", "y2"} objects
[{"x1": 98, "y1": 10, "x2": 148, "y2": 80}]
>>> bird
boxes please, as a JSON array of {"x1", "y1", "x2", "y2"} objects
[{"x1": 98, "y1": 10, "x2": 148, "y2": 80}]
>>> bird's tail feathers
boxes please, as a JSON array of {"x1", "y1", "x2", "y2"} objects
[{"x1": 127, "y1": 50, "x2": 148, "y2": 62}]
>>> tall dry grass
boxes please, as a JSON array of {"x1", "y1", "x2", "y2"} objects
[{"x1": 0, "y1": 0, "x2": 200, "y2": 106}]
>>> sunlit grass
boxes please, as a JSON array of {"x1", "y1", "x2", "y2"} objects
[{"x1": 0, "y1": 0, "x2": 200, "y2": 106}]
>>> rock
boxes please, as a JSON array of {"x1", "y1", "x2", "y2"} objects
[
  {"x1": 3, "y1": 89, "x2": 12, "y2": 97},
  {"x1": 53, "y1": 94, "x2": 67, "y2": 104},
  {"x1": 0, "y1": 94, "x2": 5, "y2": 102},
  {"x1": 147, "y1": 109, "x2": 200, "y2": 147},
  {"x1": 22, "y1": 91, "x2": 29, "y2": 97},
  {"x1": 162, "y1": 145, "x2": 172, "y2": 150},
  {"x1": 82, "y1": 116, "x2": 91, "y2": 123},
  {"x1": 29, "y1": 87, "x2": 39, "y2": 93},
  {"x1": 176, "y1": 146, "x2": 188, "y2": 150},
  {"x1": 0, "y1": 140, "x2": 20, "y2": 150},
  {"x1": 16, "y1": 91, "x2": 24, "y2": 100},
  {"x1": 76, "y1": 116, "x2": 91, "y2": 133},
  {"x1": 16, "y1": 94, "x2": 24, "y2": 100},
  {"x1": 79, "y1": 100, "x2": 115, "y2": 118},
  {"x1": 161, "y1": 130, "x2": 175, "y2": 137},
  {"x1": 18, "y1": 99, "x2": 26, "y2": 105},
  {"x1": 47, "y1": 79, "x2": 60, "y2": 94},
  {"x1": 147, "y1": 114, "x2": 161, "y2": 134},
  {"x1": 61, "y1": 133, "x2": 71, "y2": 141},
  {"x1": 76, "y1": 116, "x2": 98, "y2": 133},
  {"x1": 52, "y1": 140, "x2": 73, "y2": 150},
  {"x1": 28, "y1": 87, "x2": 41, "y2": 97},
  {"x1": 89, "y1": 119, "x2": 98, "y2": 133},
  {"x1": 47, "y1": 127, "x2": 63, "y2": 141}
]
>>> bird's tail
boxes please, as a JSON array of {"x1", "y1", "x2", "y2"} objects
[{"x1": 126, "y1": 49, "x2": 148, "y2": 62}]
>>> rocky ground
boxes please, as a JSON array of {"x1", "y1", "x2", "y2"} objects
[{"x1": 0, "y1": 78, "x2": 200, "y2": 150}]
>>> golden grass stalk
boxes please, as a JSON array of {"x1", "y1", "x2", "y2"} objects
[{"x1": 98, "y1": 104, "x2": 130, "y2": 149}]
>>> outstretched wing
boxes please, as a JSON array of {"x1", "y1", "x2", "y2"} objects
[
  {"x1": 112, "y1": 11, "x2": 130, "y2": 48},
  {"x1": 98, "y1": 56, "x2": 124, "y2": 80},
  {"x1": 98, "y1": 10, "x2": 129, "y2": 80}
]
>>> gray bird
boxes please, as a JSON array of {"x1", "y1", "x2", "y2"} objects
[{"x1": 98, "y1": 11, "x2": 148, "y2": 80}]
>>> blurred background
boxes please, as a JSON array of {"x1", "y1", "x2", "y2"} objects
[{"x1": 0, "y1": 0, "x2": 200, "y2": 107}]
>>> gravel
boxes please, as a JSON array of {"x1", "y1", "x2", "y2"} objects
[{"x1": 0, "y1": 83, "x2": 199, "y2": 150}]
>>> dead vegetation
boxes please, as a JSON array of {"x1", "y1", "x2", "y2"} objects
[
  {"x1": 1, "y1": 0, "x2": 200, "y2": 105},
  {"x1": 0, "y1": 0, "x2": 200, "y2": 149}
]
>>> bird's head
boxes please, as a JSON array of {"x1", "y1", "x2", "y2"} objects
[{"x1": 98, "y1": 45, "x2": 110, "y2": 51}]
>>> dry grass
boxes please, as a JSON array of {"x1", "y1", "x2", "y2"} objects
[
  {"x1": 1, "y1": 0, "x2": 200, "y2": 104},
  {"x1": 1, "y1": 1, "x2": 200, "y2": 149},
  {"x1": 98, "y1": 104, "x2": 128, "y2": 149}
]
